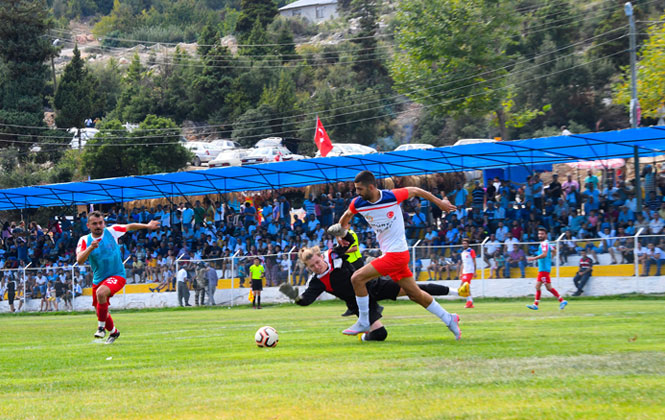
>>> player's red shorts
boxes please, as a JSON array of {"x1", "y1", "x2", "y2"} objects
[
  {"x1": 461, "y1": 273, "x2": 474, "y2": 283},
  {"x1": 371, "y1": 251, "x2": 413, "y2": 282},
  {"x1": 91, "y1": 275, "x2": 126, "y2": 307},
  {"x1": 537, "y1": 271, "x2": 551, "y2": 283}
]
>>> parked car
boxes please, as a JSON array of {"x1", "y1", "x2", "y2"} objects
[
  {"x1": 314, "y1": 143, "x2": 377, "y2": 158},
  {"x1": 241, "y1": 146, "x2": 305, "y2": 165},
  {"x1": 394, "y1": 143, "x2": 434, "y2": 151},
  {"x1": 68, "y1": 128, "x2": 99, "y2": 149},
  {"x1": 254, "y1": 136, "x2": 304, "y2": 155},
  {"x1": 184, "y1": 141, "x2": 222, "y2": 166},
  {"x1": 208, "y1": 149, "x2": 248, "y2": 168},
  {"x1": 209, "y1": 139, "x2": 241, "y2": 150},
  {"x1": 453, "y1": 138, "x2": 497, "y2": 146}
]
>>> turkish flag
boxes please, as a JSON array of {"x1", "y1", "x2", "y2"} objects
[{"x1": 314, "y1": 117, "x2": 333, "y2": 157}]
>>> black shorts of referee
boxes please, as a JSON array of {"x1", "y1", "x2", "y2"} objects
[{"x1": 251, "y1": 279, "x2": 263, "y2": 291}]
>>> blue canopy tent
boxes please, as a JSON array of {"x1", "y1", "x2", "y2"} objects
[{"x1": 1, "y1": 126, "x2": 664, "y2": 211}]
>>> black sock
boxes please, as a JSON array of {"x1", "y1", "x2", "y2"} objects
[
  {"x1": 253, "y1": 296, "x2": 256, "y2": 306},
  {"x1": 365, "y1": 327, "x2": 388, "y2": 341},
  {"x1": 419, "y1": 284, "x2": 450, "y2": 296},
  {"x1": 258, "y1": 296, "x2": 261, "y2": 306}
]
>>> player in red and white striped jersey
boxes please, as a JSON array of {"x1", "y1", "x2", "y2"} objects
[
  {"x1": 458, "y1": 238, "x2": 476, "y2": 308},
  {"x1": 332, "y1": 170, "x2": 462, "y2": 340}
]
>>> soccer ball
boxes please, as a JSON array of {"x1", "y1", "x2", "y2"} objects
[{"x1": 255, "y1": 326, "x2": 279, "y2": 348}]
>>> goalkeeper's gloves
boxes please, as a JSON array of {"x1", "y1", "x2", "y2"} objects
[
  {"x1": 279, "y1": 282, "x2": 299, "y2": 300},
  {"x1": 327, "y1": 223, "x2": 348, "y2": 237}
]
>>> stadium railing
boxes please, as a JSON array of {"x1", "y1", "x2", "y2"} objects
[{"x1": 4, "y1": 231, "x2": 665, "y2": 313}]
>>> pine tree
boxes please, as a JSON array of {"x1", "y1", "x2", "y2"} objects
[
  {"x1": 236, "y1": 0, "x2": 278, "y2": 35},
  {"x1": 0, "y1": 0, "x2": 56, "y2": 146},
  {"x1": 54, "y1": 45, "x2": 93, "y2": 129}
]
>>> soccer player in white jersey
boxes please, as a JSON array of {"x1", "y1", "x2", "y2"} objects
[
  {"x1": 76, "y1": 211, "x2": 160, "y2": 343},
  {"x1": 331, "y1": 171, "x2": 462, "y2": 340},
  {"x1": 458, "y1": 238, "x2": 475, "y2": 308}
]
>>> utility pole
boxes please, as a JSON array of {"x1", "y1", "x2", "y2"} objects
[{"x1": 625, "y1": 2, "x2": 642, "y2": 213}]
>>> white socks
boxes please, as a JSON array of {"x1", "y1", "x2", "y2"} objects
[
  {"x1": 98, "y1": 321, "x2": 105, "y2": 329},
  {"x1": 356, "y1": 295, "x2": 370, "y2": 325},
  {"x1": 426, "y1": 299, "x2": 452, "y2": 325}
]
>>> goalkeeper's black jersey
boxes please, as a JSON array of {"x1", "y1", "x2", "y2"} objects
[{"x1": 295, "y1": 248, "x2": 358, "y2": 307}]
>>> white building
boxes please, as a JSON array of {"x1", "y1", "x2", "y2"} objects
[{"x1": 279, "y1": 0, "x2": 338, "y2": 23}]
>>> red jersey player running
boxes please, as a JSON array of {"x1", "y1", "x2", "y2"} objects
[
  {"x1": 76, "y1": 211, "x2": 160, "y2": 343},
  {"x1": 458, "y1": 238, "x2": 475, "y2": 308},
  {"x1": 526, "y1": 227, "x2": 568, "y2": 311},
  {"x1": 330, "y1": 170, "x2": 462, "y2": 340}
]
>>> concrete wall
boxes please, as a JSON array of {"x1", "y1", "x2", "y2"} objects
[{"x1": 2, "y1": 275, "x2": 663, "y2": 313}]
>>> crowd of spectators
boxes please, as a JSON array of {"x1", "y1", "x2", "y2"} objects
[{"x1": 2, "y1": 164, "x2": 665, "y2": 307}]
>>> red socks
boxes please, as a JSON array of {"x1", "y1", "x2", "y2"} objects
[
  {"x1": 550, "y1": 288, "x2": 563, "y2": 301},
  {"x1": 534, "y1": 290, "x2": 541, "y2": 305},
  {"x1": 105, "y1": 314, "x2": 114, "y2": 332},
  {"x1": 96, "y1": 302, "x2": 109, "y2": 322}
]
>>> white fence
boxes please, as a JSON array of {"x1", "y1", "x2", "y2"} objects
[{"x1": 2, "y1": 230, "x2": 664, "y2": 313}]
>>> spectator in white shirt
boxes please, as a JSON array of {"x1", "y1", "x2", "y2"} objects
[
  {"x1": 483, "y1": 233, "x2": 500, "y2": 267},
  {"x1": 649, "y1": 213, "x2": 664, "y2": 235},
  {"x1": 495, "y1": 221, "x2": 509, "y2": 242},
  {"x1": 503, "y1": 232, "x2": 519, "y2": 251}
]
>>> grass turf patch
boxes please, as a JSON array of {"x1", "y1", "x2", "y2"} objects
[{"x1": 1, "y1": 299, "x2": 663, "y2": 419}]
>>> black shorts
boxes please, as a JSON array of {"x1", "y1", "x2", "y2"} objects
[
  {"x1": 7, "y1": 292, "x2": 15, "y2": 305},
  {"x1": 367, "y1": 277, "x2": 401, "y2": 301},
  {"x1": 251, "y1": 279, "x2": 263, "y2": 291}
]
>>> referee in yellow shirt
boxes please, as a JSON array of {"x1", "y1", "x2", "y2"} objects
[
  {"x1": 249, "y1": 257, "x2": 265, "y2": 309},
  {"x1": 337, "y1": 229, "x2": 364, "y2": 316}
]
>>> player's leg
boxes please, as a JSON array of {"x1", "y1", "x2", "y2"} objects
[
  {"x1": 97, "y1": 277, "x2": 125, "y2": 342},
  {"x1": 343, "y1": 263, "x2": 382, "y2": 335},
  {"x1": 462, "y1": 274, "x2": 474, "y2": 308},
  {"x1": 398, "y1": 276, "x2": 460, "y2": 340},
  {"x1": 544, "y1": 281, "x2": 567, "y2": 309},
  {"x1": 527, "y1": 280, "x2": 543, "y2": 310}
]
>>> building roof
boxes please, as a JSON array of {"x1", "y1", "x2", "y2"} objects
[
  {"x1": 279, "y1": 0, "x2": 337, "y2": 11},
  {"x1": 1, "y1": 126, "x2": 664, "y2": 211}
]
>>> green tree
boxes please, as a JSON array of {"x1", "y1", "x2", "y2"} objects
[
  {"x1": 190, "y1": 43, "x2": 237, "y2": 123},
  {"x1": 269, "y1": 18, "x2": 296, "y2": 62},
  {"x1": 54, "y1": 45, "x2": 93, "y2": 129},
  {"x1": 241, "y1": 17, "x2": 271, "y2": 56},
  {"x1": 231, "y1": 104, "x2": 279, "y2": 147},
  {"x1": 82, "y1": 115, "x2": 190, "y2": 179},
  {"x1": 349, "y1": 0, "x2": 389, "y2": 89},
  {"x1": 236, "y1": 0, "x2": 278, "y2": 35},
  {"x1": 391, "y1": 0, "x2": 520, "y2": 140},
  {"x1": 111, "y1": 53, "x2": 154, "y2": 122},
  {"x1": 0, "y1": 0, "x2": 56, "y2": 148},
  {"x1": 258, "y1": 70, "x2": 299, "y2": 136},
  {"x1": 614, "y1": 18, "x2": 665, "y2": 121}
]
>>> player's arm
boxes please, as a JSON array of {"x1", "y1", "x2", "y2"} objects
[
  {"x1": 294, "y1": 279, "x2": 325, "y2": 306},
  {"x1": 76, "y1": 237, "x2": 99, "y2": 265},
  {"x1": 405, "y1": 187, "x2": 456, "y2": 212},
  {"x1": 125, "y1": 220, "x2": 160, "y2": 231},
  {"x1": 338, "y1": 209, "x2": 354, "y2": 230},
  {"x1": 528, "y1": 245, "x2": 554, "y2": 261}
]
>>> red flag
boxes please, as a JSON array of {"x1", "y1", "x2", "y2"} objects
[{"x1": 314, "y1": 117, "x2": 333, "y2": 157}]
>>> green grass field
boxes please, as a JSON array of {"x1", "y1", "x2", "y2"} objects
[{"x1": 1, "y1": 298, "x2": 664, "y2": 420}]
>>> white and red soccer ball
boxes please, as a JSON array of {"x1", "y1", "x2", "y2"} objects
[{"x1": 255, "y1": 326, "x2": 279, "y2": 348}]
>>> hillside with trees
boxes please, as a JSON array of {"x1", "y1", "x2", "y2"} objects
[{"x1": 1, "y1": 0, "x2": 664, "y2": 186}]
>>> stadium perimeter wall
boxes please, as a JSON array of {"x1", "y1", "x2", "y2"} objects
[{"x1": 3, "y1": 276, "x2": 663, "y2": 313}]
